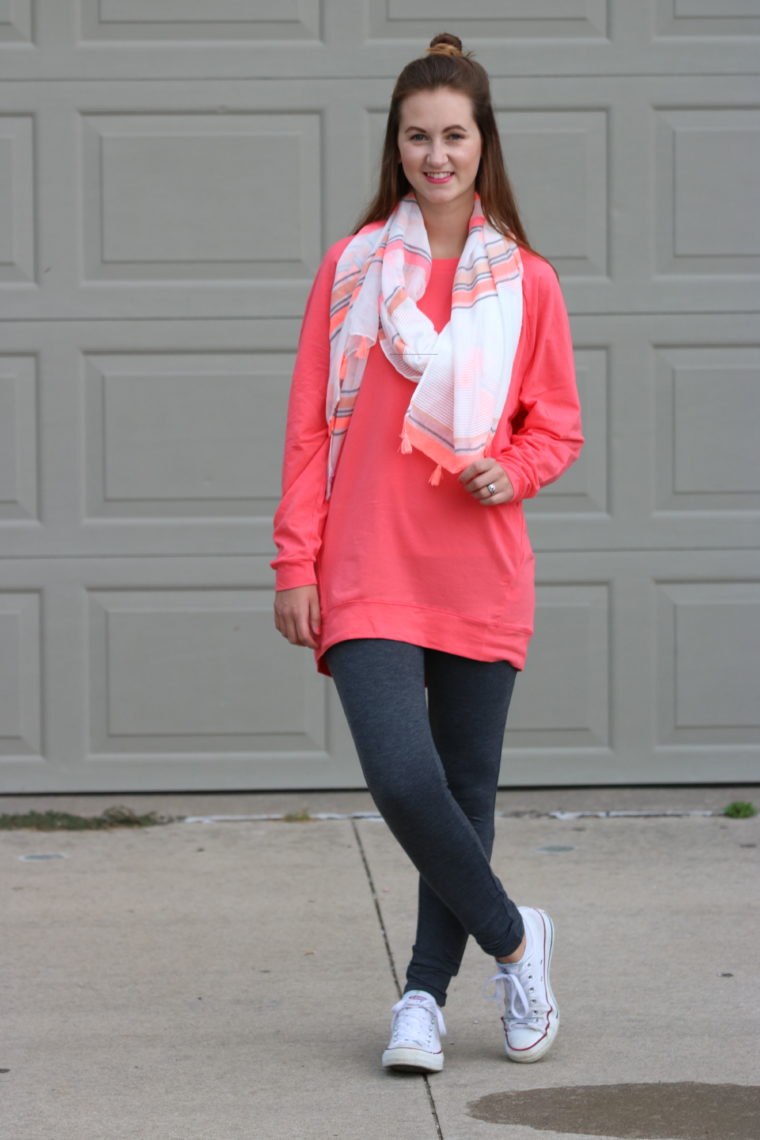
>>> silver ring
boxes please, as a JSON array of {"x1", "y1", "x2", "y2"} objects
[{"x1": 486, "y1": 482, "x2": 497, "y2": 496}]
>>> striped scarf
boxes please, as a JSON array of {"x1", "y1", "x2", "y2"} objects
[{"x1": 326, "y1": 193, "x2": 523, "y2": 496}]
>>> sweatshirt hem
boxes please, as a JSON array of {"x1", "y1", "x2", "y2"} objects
[{"x1": 315, "y1": 599, "x2": 530, "y2": 677}]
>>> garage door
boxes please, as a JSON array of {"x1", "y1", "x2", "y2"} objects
[{"x1": 1, "y1": 2, "x2": 758, "y2": 790}]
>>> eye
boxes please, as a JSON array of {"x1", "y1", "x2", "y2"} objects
[
  {"x1": 409, "y1": 133, "x2": 427, "y2": 142},
  {"x1": 447, "y1": 132, "x2": 465, "y2": 141}
]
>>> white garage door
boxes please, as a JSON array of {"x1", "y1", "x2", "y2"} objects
[{"x1": 1, "y1": 2, "x2": 758, "y2": 791}]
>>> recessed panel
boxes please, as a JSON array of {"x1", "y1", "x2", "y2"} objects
[
  {"x1": 80, "y1": 0, "x2": 321, "y2": 40},
  {"x1": 524, "y1": 347, "x2": 608, "y2": 515},
  {"x1": 656, "y1": 582, "x2": 760, "y2": 744},
  {"x1": 0, "y1": 0, "x2": 32, "y2": 42},
  {"x1": 0, "y1": 116, "x2": 34, "y2": 283},
  {"x1": 89, "y1": 590, "x2": 326, "y2": 754},
  {"x1": 372, "y1": 0, "x2": 608, "y2": 39},
  {"x1": 84, "y1": 352, "x2": 292, "y2": 518},
  {"x1": 655, "y1": 347, "x2": 760, "y2": 512},
  {"x1": 498, "y1": 110, "x2": 608, "y2": 276},
  {"x1": 505, "y1": 584, "x2": 610, "y2": 748},
  {"x1": 655, "y1": 0, "x2": 760, "y2": 38},
  {"x1": 81, "y1": 113, "x2": 322, "y2": 280},
  {"x1": 0, "y1": 593, "x2": 41, "y2": 756},
  {"x1": 0, "y1": 355, "x2": 37, "y2": 520},
  {"x1": 655, "y1": 110, "x2": 760, "y2": 276}
]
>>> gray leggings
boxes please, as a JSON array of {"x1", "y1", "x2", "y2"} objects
[{"x1": 325, "y1": 638, "x2": 524, "y2": 1006}]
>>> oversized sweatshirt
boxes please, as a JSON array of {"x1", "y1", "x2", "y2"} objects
[{"x1": 271, "y1": 234, "x2": 584, "y2": 676}]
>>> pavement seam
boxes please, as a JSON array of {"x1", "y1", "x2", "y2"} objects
[
  {"x1": 350, "y1": 819, "x2": 445, "y2": 1140},
  {"x1": 179, "y1": 808, "x2": 723, "y2": 823}
]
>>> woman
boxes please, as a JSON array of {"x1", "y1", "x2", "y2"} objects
[{"x1": 272, "y1": 33, "x2": 583, "y2": 1074}]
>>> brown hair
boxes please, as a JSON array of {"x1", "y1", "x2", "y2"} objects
[{"x1": 354, "y1": 33, "x2": 533, "y2": 250}]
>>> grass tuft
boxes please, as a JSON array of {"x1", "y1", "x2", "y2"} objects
[{"x1": 724, "y1": 801, "x2": 757, "y2": 819}]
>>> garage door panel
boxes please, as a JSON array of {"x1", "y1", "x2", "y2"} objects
[
  {"x1": 505, "y1": 583, "x2": 611, "y2": 751},
  {"x1": 0, "y1": 113, "x2": 34, "y2": 283},
  {"x1": 370, "y1": 0, "x2": 609, "y2": 43},
  {"x1": 80, "y1": 0, "x2": 323, "y2": 43},
  {"x1": 84, "y1": 351, "x2": 288, "y2": 520},
  {"x1": 655, "y1": 346, "x2": 760, "y2": 511},
  {"x1": 0, "y1": 558, "x2": 361, "y2": 792},
  {"x1": 654, "y1": 108, "x2": 760, "y2": 278},
  {"x1": 0, "y1": 322, "x2": 298, "y2": 559},
  {"x1": 653, "y1": 0, "x2": 760, "y2": 40},
  {"x1": 0, "y1": 591, "x2": 41, "y2": 758},
  {"x1": 501, "y1": 552, "x2": 760, "y2": 785},
  {"x1": 88, "y1": 587, "x2": 326, "y2": 753},
  {"x1": 526, "y1": 317, "x2": 760, "y2": 553},
  {"x1": 80, "y1": 111, "x2": 322, "y2": 283},
  {"x1": 0, "y1": 354, "x2": 37, "y2": 522},
  {"x1": 524, "y1": 345, "x2": 609, "y2": 518},
  {"x1": 499, "y1": 108, "x2": 609, "y2": 280},
  {"x1": 656, "y1": 581, "x2": 760, "y2": 746}
]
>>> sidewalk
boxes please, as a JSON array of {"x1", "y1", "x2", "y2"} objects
[{"x1": 2, "y1": 788, "x2": 759, "y2": 1140}]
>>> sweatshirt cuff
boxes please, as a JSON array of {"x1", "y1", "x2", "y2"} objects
[
  {"x1": 273, "y1": 561, "x2": 318, "y2": 592},
  {"x1": 497, "y1": 458, "x2": 530, "y2": 504}
]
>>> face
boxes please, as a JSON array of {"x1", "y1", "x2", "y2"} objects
[{"x1": 397, "y1": 87, "x2": 482, "y2": 217}]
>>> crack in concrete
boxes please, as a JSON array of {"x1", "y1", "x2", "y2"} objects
[{"x1": 350, "y1": 820, "x2": 444, "y2": 1140}]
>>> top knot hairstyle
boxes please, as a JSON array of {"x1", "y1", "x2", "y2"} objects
[
  {"x1": 355, "y1": 33, "x2": 532, "y2": 249},
  {"x1": 427, "y1": 31, "x2": 469, "y2": 59}
]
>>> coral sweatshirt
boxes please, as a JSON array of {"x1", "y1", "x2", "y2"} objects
[{"x1": 272, "y1": 235, "x2": 584, "y2": 676}]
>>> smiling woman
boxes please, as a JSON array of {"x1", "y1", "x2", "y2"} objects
[
  {"x1": 272, "y1": 31, "x2": 583, "y2": 1077},
  {"x1": 396, "y1": 89, "x2": 482, "y2": 256}
]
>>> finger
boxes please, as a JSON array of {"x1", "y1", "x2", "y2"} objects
[
  {"x1": 294, "y1": 609, "x2": 318, "y2": 649},
  {"x1": 276, "y1": 605, "x2": 305, "y2": 646},
  {"x1": 309, "y1": 594, "x2": 322, "y2": 637},
  {"x1": 459, "y1": 459, "x2": 489, "y2": 486}
]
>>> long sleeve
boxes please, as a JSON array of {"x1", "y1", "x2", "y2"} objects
[
  {"x1": 495, "y1": 260, "x2": 584, "y2": 503},
  {"x1": 271, "y1": 240, "x2": 349, "y2": 590}
]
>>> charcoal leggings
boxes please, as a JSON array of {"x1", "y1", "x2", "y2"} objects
[{"x1": 325, "y1": 638, "x2": 524, "y2": 1006}]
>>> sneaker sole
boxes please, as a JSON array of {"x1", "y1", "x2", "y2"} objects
[
  {"x1": 382, "y1": 1045, "x2": 444, "y2": 1073},
  {"x1": 504, "y1": 908, "x2": 559, "y2": 1064}
]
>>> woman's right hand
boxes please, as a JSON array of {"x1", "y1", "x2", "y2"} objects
[{"x1": 274, "y1": 584, "x2": 321, "y2": 649}]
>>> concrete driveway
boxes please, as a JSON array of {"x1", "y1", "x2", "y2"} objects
[{"x1": 2, "y1": 787, "x2": 759, "y2": 1140}]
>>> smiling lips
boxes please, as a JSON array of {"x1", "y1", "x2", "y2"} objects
[{"x1": 425, "y1": 172, "x2": 453, "y2": 182}]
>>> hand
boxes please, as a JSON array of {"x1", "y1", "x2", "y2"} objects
[
  {"x1": 459, "y1": 459, "x2": 514, "y2": 505},
  {"x1": 274, "y1": 584, "x2": 321, "y2": 649}
]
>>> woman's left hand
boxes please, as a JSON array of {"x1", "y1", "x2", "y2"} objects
[{"x1": 459, "y1": 459, "x2": 515, "y2": 505}]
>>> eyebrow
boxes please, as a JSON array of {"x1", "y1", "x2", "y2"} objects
[{"x1": 403, "y1": 124, "x2": 470, "y2": 134}]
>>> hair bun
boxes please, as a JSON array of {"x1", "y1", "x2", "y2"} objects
[{"x1": 428, "y1": 32, "x2": 464, "y2": 58}]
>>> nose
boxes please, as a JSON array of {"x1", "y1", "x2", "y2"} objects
[{"x1": 426, "y1": 138, "x2": 448, "y2": 167}]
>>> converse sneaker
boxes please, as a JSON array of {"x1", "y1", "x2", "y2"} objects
[
  {"x1": 381, "y1": 990, "x2": 446, "y2": 1073},
  {"x1": 488, "y1": 906, "x2": 559, "y2": 1063}
]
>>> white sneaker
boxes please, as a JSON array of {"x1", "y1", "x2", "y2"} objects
[
  {"x1": 488, "y1": 906, "x2": 559, "y2": 1063},
  {"x1": 381, "y1": 990, "x2": 446, "y2": 1073}
]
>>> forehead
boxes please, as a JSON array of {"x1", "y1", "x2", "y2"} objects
[{"x1": 398, "y1": 88, "x2": 476, "y2": 128}]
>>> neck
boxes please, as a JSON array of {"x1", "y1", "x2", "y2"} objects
[{"x1": 417, "y1": 195, "x2": 474, "y2": 259}]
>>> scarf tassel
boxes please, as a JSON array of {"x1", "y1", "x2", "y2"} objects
[
  {"x1": 399, "y1": 431, "x2": 413, "y2": 455},
  {"x1": 428, "y1": 464, "x2": 442, "y2": 487}
]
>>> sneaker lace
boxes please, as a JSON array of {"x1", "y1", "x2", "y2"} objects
[
  {"x1": 486, "y1": 964, "x2": 546, "y2": 1027},
  {"x1": 390, "y1": 995, "x2": 446, "y2": 1047}
]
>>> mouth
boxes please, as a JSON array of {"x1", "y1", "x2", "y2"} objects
[{"x1": 424, "y1": 172, "x2": 453, "y2": 183}]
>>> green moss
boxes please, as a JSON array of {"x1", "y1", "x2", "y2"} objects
[{"x1": 0, "y1": 805, "x2": 172, "y2": 830}]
